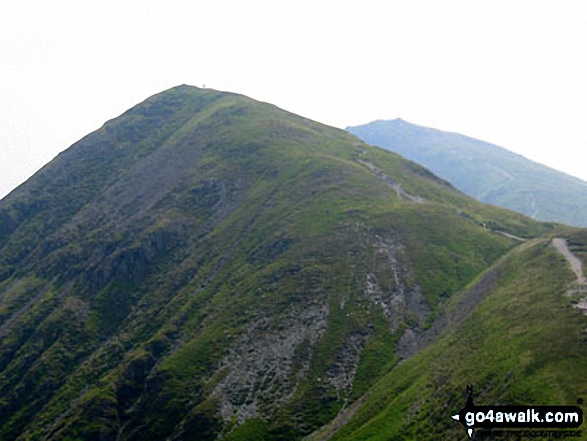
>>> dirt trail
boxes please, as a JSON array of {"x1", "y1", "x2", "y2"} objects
[
  {"x1": 552, "y1": 238, "x2": 586, "y2": 284},
  {"x1": 354, "y1": 146, "x2": 424, "y2": 203},
  {"x1": 495, "y1": 231, "x2": 527, "y2": 242},
  {"x1": 357, "y1": 158, "x2": 424, "y2": 203}
]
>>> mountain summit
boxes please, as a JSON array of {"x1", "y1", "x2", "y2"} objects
[
  {"x1": 347, "y1": 119, "x2": 587, "y2": 227},
  {"x1": 0, "y1": 86, "x2": 584, "y2": 440}
]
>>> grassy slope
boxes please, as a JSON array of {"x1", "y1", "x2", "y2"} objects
[
  {"x1": 347, "y1": 119, "x2": 587, "y2": 227},
  {"x1": 0, "y1": 86, "x2": 569, "y2": 440},
  {"x1": 320, "y1": 231, "x2": 587, "y2": 440}
]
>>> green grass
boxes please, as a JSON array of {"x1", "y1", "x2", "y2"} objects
[
  {"x1": 348, "y1": 119, "x2": 587, "y2": 227},
  {"x1": 0, "y1": 85, "x2": 578, "y2": 440},
  {"x1": 329, "y1": 237, "x2": 587, "y2": 440}
]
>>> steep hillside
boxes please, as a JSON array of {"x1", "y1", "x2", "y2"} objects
[
  {"x1": 0, "y1": 86, "x2": 572, "y2": 440},
  {"x1": 347, "y1": 119, "x2": 587, "y2": 227},
  {"x1": 312, "y1": 230, "x2": 587, "y2": 440}
]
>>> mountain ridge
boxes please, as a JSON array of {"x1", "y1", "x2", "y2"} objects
[
  {"x1": 347, "y1": 118, "x2": 587, "y2": 227},
  {"x1": 0, "y1": 86, "x2": 583, "y2": 440},
  {"x1": 355, "y1": 118, "x2": 578, "y2": 171}
]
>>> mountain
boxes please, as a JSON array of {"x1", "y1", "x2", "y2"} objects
[
  {"x1": 0, "y1": 86, "x2": 585, "y2": 440},
  {"x1": 347, "y1": 119, "x2": 587, "y2": 227}
]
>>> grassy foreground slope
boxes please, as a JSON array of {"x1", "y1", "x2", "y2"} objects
[
  {"x1": 0, "y1": 86, "x2": 570, "y2": 440},
  {"x1": 347, "y1": 119, "x2": 587, "y2": 227},
  {"x1": 313, "y1": 230, "x2": 587, "y2": 440}
]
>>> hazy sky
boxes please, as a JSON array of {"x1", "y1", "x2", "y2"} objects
[{"x1": 2, "y1": 1, "x2": 586, "y2": 198}]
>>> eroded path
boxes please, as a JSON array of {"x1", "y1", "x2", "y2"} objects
[
  {"x1": 553, "y1": 238, "x2": 587, "y2": 314},
  {"x1": 553, "y1": 238, "x2": 586, "y2": 284},
  {"x1": 356, "y1": 158, "x2": 424, "y2": 203}
]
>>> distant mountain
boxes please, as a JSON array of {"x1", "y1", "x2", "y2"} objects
[
  {"x1": 0, "y1": 87, "x2": 585, "y2": 440},
  {"x1": 347, "y1": 119, "x2": 587, "y2": 227}
]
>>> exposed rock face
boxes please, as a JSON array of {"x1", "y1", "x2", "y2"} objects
[
  {"x1": 213, "y1": 303, "x2": 329, "y2": 423},
  {"x1": 325, "y1": 332, "x2": 367, "y2": 400},
  {"x1": 363, "y1": 236, "x2": 430, "y2": 358}
]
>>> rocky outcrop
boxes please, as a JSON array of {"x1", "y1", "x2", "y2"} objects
[
  {"x1": 212, "y1": 303, "x2": 329, "y2": 424},
  {"x1": 363, "y1": 236, "x2": 430, "y2": 358}
]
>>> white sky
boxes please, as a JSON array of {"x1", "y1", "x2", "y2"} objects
[{"x1": 1, "y1": 1, "x2": 587, "y2": 199}]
